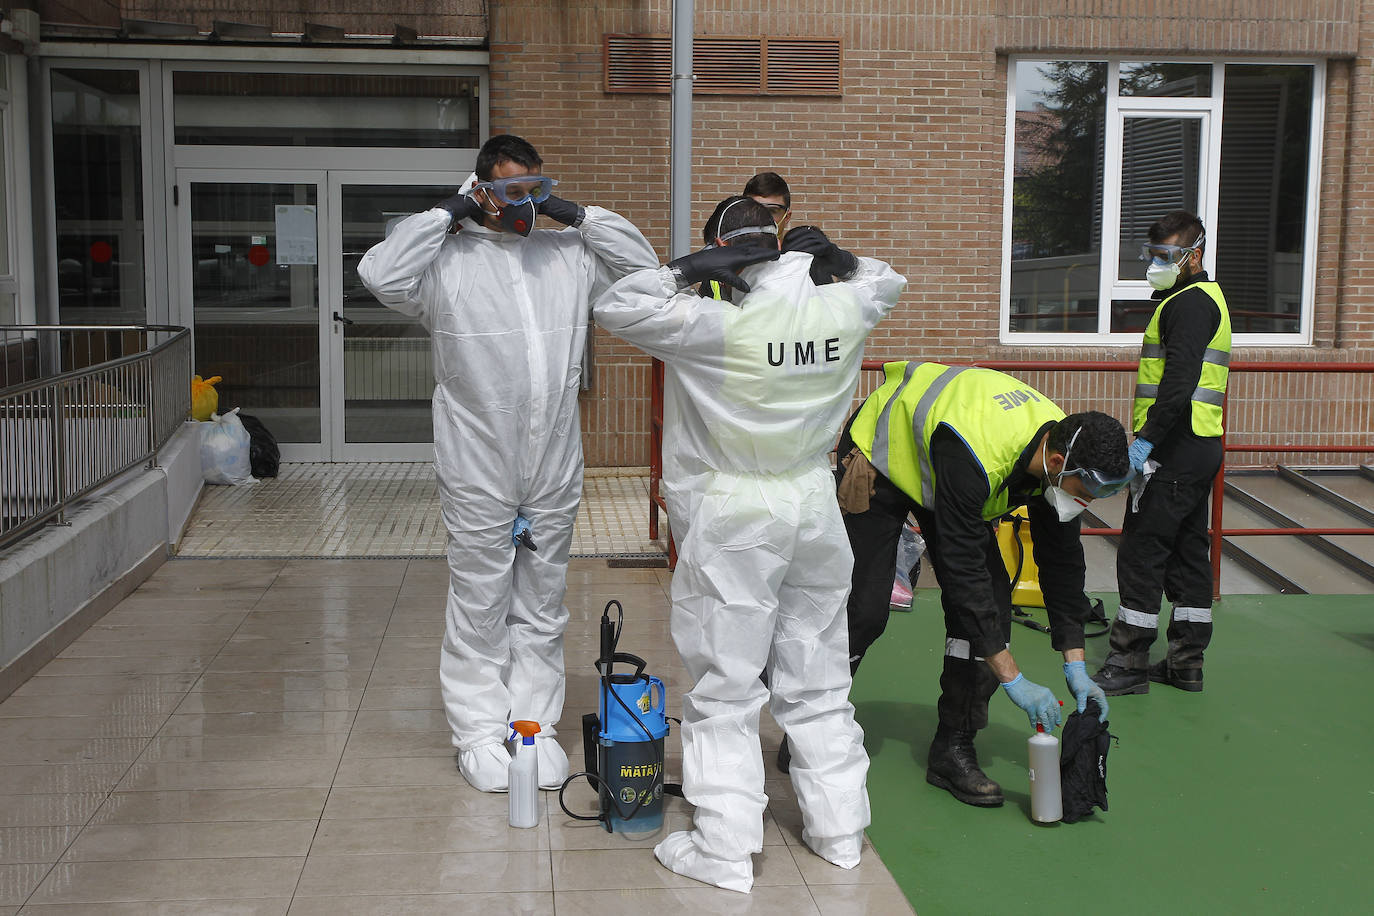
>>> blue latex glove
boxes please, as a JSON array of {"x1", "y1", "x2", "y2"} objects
[
  {"x1": 1128, "y1": 437, "x2": 1154, "y2": 474},
  {"x1": 1001, "y1": 673, "x2": 1063, "y2": 732},
  {"x1": 1064, "y1": 660, "x2": 1109, "y2": 722},
  {"x1": 512, "y1": 515, "x2": 537, "y2": 551}
]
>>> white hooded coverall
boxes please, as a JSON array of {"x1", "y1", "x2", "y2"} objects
[
  {"x1": 357, "y1": 185, "x2": 656, "y2": 787},
  {"x1": 593, "y1": 251, "x2": 906, "y2": 891}
]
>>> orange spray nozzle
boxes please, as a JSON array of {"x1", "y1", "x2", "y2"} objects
[{"x1": 510, "y1": 720, "x2": 541, "y2": 739}]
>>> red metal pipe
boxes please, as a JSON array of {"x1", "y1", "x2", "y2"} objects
[
  {"x1": 648, "y1": 358, "x2": 664, "y2": 542},
  {"x1": 861, "y1": 358, "x2": 1374, "y2": 373},
  {"x1": 1213, "y1": 527, "x2": 1374, "y2": 536},
  {"x1": 1226, "y1": 444, "x2": 1374, "y2": 453},
  {"x1": 1211, "y1": 402, "x2": 1227, "y2": 600}
]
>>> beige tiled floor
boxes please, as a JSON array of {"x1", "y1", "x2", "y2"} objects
[
  {"x1": 0, "y1": 558, "x2": 913, "y2": 915},
  {"x1": 178, "y1": 464, "x2": 661, "y2": 558}
]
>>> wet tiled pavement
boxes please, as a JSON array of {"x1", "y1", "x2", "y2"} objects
[{"x1": 0, "y1": 557, "x2": 911, "y2": 914}]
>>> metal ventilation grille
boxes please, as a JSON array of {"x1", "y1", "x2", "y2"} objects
[
  {"x1": 604, "y1": 34, "x2": 673, "y2": 94},
  {"x1": 694, "y1": 37, "x2": 762, "y2": 94},
  {"x1": 765, "y1": 38, "x2": 842, "y2": 95},
  {"x1": 604, "y1": 35, "x2": 842, "y2": 96}
]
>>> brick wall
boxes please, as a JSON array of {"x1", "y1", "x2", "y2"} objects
[
  {"x1": 484, "y1": 1, "x2": 1374, "y2": 466},
  {"x1": 38, "y1": 1, "x2": 486, "y2": 37}
]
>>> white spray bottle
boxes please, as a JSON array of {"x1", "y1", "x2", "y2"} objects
[
  {"x1": 508, "y1": 720, "x2": 541, "y2": 829},
  {"x1": 1028, "y1": 722, "x2": 1063, "y2": 824}
]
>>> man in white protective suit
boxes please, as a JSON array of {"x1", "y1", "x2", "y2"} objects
[
  {"x1": 357, "y1": 135, "x2": 657, "y2": 793},
  {"x1": 592, "y1": 197, "x2": 907, "y2": 892}
]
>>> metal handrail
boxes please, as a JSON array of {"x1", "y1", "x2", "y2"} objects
[
  {"x1": 1, "y1": 325, "x2": 193, "y2": 550},
  {"x1": 646, "y1": 356, "x2": 1374, "y2": 592}
]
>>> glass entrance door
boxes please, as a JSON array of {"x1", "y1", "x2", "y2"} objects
[
  {"x1": 328, "y1": 174, "x2": 463, "y2": 460},
  {"x1": 178, "y1": 171, "x2": 328, "y2": 459},
  {"x1": 178, "y1": 169, "x2": 465, "y2": 461}
]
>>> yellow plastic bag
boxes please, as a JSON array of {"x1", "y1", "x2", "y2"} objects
[{"x1": 190, "y1": 375, "x2": 222, "y2": 422}]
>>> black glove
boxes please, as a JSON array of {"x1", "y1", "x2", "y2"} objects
[
  {"x1": 437, "y1": 192, "x2": 486, "y2": 232},
  {"x1": 537, "y1": 195, "x2": 584, "y2": 227},
  {"x1": 782, "y1": 225, "x2": 859, "y2": 283},
  {"x1": 667, "y1": 245, "x2": 780, "y2": 294}
]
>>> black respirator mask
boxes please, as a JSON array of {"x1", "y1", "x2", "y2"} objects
[{"x1": 474, "y1": 194, "x2": 535, "y2": 237}]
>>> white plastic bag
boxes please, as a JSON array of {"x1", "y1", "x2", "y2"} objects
[
  {"x1": 894, "y1": 519, "x2": 926, "y2": 589},
  {"x1": 200, "y1": 408, "x2": 257, "y2": 486}
]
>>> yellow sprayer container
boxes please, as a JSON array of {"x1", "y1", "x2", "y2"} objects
[{"x1": 997, "y1": 506, "x2": 1044, "y2": 608}]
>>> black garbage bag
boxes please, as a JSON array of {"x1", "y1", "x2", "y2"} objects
[
  {"x1": 1059, "y1": 698, "x2": 1117, "y2": 823},
  {"x1": 236, "y1": 413, "x2": 280, "y2": 479}
]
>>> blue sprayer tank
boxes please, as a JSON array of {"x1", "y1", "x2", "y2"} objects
[{"x1": 598, "y1": 665, "x2": 668, "y2": 834}]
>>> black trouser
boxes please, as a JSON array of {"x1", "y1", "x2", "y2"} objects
[
  {"x1": 840, "y1": 459, "x2": 916, "y2": 670},
  {"x1": 912, "y1": 504, "x2": 1013, "y2": 733},
  {"x1": 1108, "y1": 462, "x2": 1218, "y2": 671},
  {"x1": 839, "y1": 427, "x2": 1010, "y2": 734}
]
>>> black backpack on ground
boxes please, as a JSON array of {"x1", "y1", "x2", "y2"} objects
[
  {"x1": 236, "y1": 413, "x2": 280, "y2": 478},
  {"x1": 1059, "y1": 698, "x2": 1117, "y2": 823}
]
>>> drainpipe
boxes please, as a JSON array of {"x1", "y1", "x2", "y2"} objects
[{"x1": 669, "y1": 0, "x2": 693, "y2": 259}]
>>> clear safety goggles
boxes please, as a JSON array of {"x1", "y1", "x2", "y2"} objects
[
  {"x1": 471, "y1": 175, "x2": 558, "y2": 206},
  {"x1": 1057, "y1": 427, "x2": 1135, "y2": 498},
  {"x1": 1138, "y1": 232, "x2": 1204, "y2": 265},
  {"x1": 707, "y1": 196, "x2": 778, "y2": 245},
  {"x1": 717, "y1": 223, "x2": 778, "y2": 243},
  {"x1": 1060, "y1": 465, "x2": 1135, "y2": 498}
]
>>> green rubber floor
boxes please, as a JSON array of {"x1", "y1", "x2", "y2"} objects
[{"x1": 850, "y1": 593, "x2": 1374, "y2": 916}]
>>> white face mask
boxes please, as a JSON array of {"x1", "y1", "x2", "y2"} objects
[
  {"x1": 1044, "y1": 485, "x2": 1089, "y2": 522},
  {"x1": 1043, "y1": 426, "x2": 1089, "y2": 522},
  {"x1": 1145, "y1": 259, "x2": 1181, "y2": 291}
]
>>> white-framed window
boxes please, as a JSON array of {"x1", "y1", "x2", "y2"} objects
[{"x1": 1002, "y1": 58, "x2": 1324, "y2": 346}]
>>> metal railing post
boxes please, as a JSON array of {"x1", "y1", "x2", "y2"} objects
[
  {"x1": 52, "y1": 377, "x2": 67, "y2": 526},
  {"x1": 146, "y1": 350, "x2": 160, "y2": 469},
  {"x1": 1211, "y1": 397, "x2": 1227, "y2": 601}
]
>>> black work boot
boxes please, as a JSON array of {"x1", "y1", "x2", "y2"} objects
[
  {"x1": 776, "y1": 736, "x2": 791, "y2": 774},
  {"x1": 925, "y1": 725, "x2": 1004, "y2": 808},
  {"x1": 1148, "y1": 660, "x2": 1204, "y2": 692},
  {"x1": 1092, "y1": 663, "x2": 1149, "y2": 696}
]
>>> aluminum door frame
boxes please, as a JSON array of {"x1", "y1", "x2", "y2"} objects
[
  {"x1": 325, "y1": 169, "x2": 469, "y2": 462},
  {"x1": 174, "y1": 167, "x2": 331, "y2": 462}
]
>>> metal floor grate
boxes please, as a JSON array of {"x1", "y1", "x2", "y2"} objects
[{"x1": 176, "y1": 463, "x2": 663, "y2": 559}]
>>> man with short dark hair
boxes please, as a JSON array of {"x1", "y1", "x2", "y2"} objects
[
  {"x1": 743, "y1": 170, "x2": 793, "y2": 235},
  {"x1": 696, "y1": 173, "x2": 797, "y2": 303},
  {"x1": 830, "y1": 365, "x2": 1128, "y2": 808},
  {"x1": 594, "y1": 196, "x2": 905, "y2": 892},
  {"x1": 1094, "y1": 210, "x2": 1231, "y2": 696},
  {"x1": 358, "y1": 134, "x2": 657, "y2": 794}
]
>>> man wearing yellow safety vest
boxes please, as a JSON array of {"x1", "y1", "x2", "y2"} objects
[
  {"x1": 1093, "y1": 211, "x2": 1230, "y2": 697},
  {"x1": 829, "y1": 363, "x2": 1131, "y2": 808}
]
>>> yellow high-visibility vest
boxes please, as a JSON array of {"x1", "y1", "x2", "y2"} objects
[
  {"x1": 849, "y1": 362, "x2": 1064, "y2": 520},
  {"x1": 1132, "y1": 281, "x2": 1231, "y2": 437}
]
